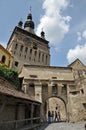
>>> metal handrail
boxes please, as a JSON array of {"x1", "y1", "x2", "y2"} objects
[
  {"x1": 0, "y1": 117, "x2": 41, "y2": 130},
  {"x1": 0, "y1": 117, "x2": 40, "y2": 124}
]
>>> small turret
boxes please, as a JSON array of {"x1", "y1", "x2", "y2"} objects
[
  {"x1": 41, "y1": 29, "x2": 45, "y2": 39},
  {"x1": 18, "y1": 20, "x2": 23, "y2": 28}
]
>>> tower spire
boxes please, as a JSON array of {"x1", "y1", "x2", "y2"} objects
[{"x1": 24, "y1": 7, "x2": 35, "y2": 33}]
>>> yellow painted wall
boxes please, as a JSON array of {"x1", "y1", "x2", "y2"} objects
[{"x1": 0, "y1": 44, "x2": 13, "y2": 68}]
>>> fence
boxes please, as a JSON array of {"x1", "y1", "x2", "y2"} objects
[{"x1": 0, "y1": 117, "x2": 41, "y2": 130}]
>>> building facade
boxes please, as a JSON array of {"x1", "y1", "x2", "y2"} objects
[
  {"x1": 6, "y1": 11, "x2": 86, "y2": 122},
  {"x1": 0, "y1": 44, "x2": 13, "y2": 68},
  {"x1": 19, "y1": 61, "x2": 86, "y2": 122},
  {"x1": 0, "y1": 77, "x2": 41, "y2": 130},
  {"x1": 6, "y1": 12, "x2": 50, "y2": 72}
]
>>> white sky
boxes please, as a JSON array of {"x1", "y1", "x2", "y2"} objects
[{"x1": 0, "y1": 0, "x2": 86, "y2": 66}]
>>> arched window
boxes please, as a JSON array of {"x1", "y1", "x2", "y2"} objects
[{"x1": 1, "y1": 55, "x2": 6, "y2": 63}]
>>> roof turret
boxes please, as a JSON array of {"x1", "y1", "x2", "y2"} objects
[
  {"x1": 18, "y1": 20, "x2": 23, "y2": 28},
  {"x1": 41, "y1": 29, "x2": 45, "y2": 39}
]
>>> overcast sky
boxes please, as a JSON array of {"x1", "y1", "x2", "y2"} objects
[{"x1": 0, "y1": 0, "x2": 86, "y2": 66}]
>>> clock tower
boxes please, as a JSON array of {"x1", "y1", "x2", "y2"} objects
[{"x1": 6, "y1": 11, "x2": 50, "y2": 72}]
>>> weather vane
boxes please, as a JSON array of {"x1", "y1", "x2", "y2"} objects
[{"x1": 30, "y1": 6, "x2": 32, "y2": 13}]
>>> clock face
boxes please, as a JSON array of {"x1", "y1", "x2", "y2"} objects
[{"x1": 23, "y1": 37, "x2": 31, "y2": 45}]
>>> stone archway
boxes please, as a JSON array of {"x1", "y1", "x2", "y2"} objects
[{"x1": 46, "y1": 96, "x2": 67, "y2": 121}]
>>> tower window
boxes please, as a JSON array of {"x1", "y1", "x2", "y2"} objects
[
  {"x1": 38, "y1": 52, "x2": 41, "y2": 62},
  {"x1": 1, "y1": 55, "x2": 6, "y2": 63},
  {"x1": 24, "y1": 55, "x2": 26, "y2": 58},
  {"x1": 42, "y1": 54, "x2": 44, "y2": 62},
  {"x1": 30, "y1": 49, "x2": 32, "y2": 55},
  {"x1": 15, "y1": 44, "x2": 18, "y2": 49},
  {"x1": 20, "y1": 45, "x2": 23, "y2": 51},
  {"x1": 35, "y1": 51, "x2": 37, "y2": 56},
  {"x1": 46, "y1": 55, "x2": 47, "y2": 64},
  {"x1": 34, "y1": 51, "x2": 37, "y2": 61},
  {"x1": 25, "y1": 47, "x2": 28, "y2": 53}
]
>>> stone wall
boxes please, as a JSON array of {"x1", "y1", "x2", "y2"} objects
[{"x1": 19, "y1": 64, "x2": 86, "y2": 122}]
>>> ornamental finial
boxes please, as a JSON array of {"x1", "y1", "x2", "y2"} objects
[{"x1": 30, "y1": 6, "x2": 32, "y2": 13}]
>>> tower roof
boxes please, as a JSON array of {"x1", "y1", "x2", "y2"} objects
[
  {"x1": 27, "y1": 13, "x2": 32, "y2": 20},
  {"x1": 24, "y1": 8, "x2": 35, "y2": 31}
]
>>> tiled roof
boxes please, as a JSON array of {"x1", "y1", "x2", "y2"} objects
[{"x1": 0, "y1": 84, "x2": 41, "y2": 104}]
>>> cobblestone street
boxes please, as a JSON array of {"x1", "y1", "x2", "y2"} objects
[{"x1": 39, "y1": 122, "x2": 86, "y2": 130}]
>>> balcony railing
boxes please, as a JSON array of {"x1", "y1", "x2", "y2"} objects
[{"x1": 0, "y1": 117, "x2": 41, "y2": 130}]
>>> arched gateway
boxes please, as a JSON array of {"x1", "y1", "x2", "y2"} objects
[{"x1": 45, "y1": 96, "x2": 67, "y2": 121}]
